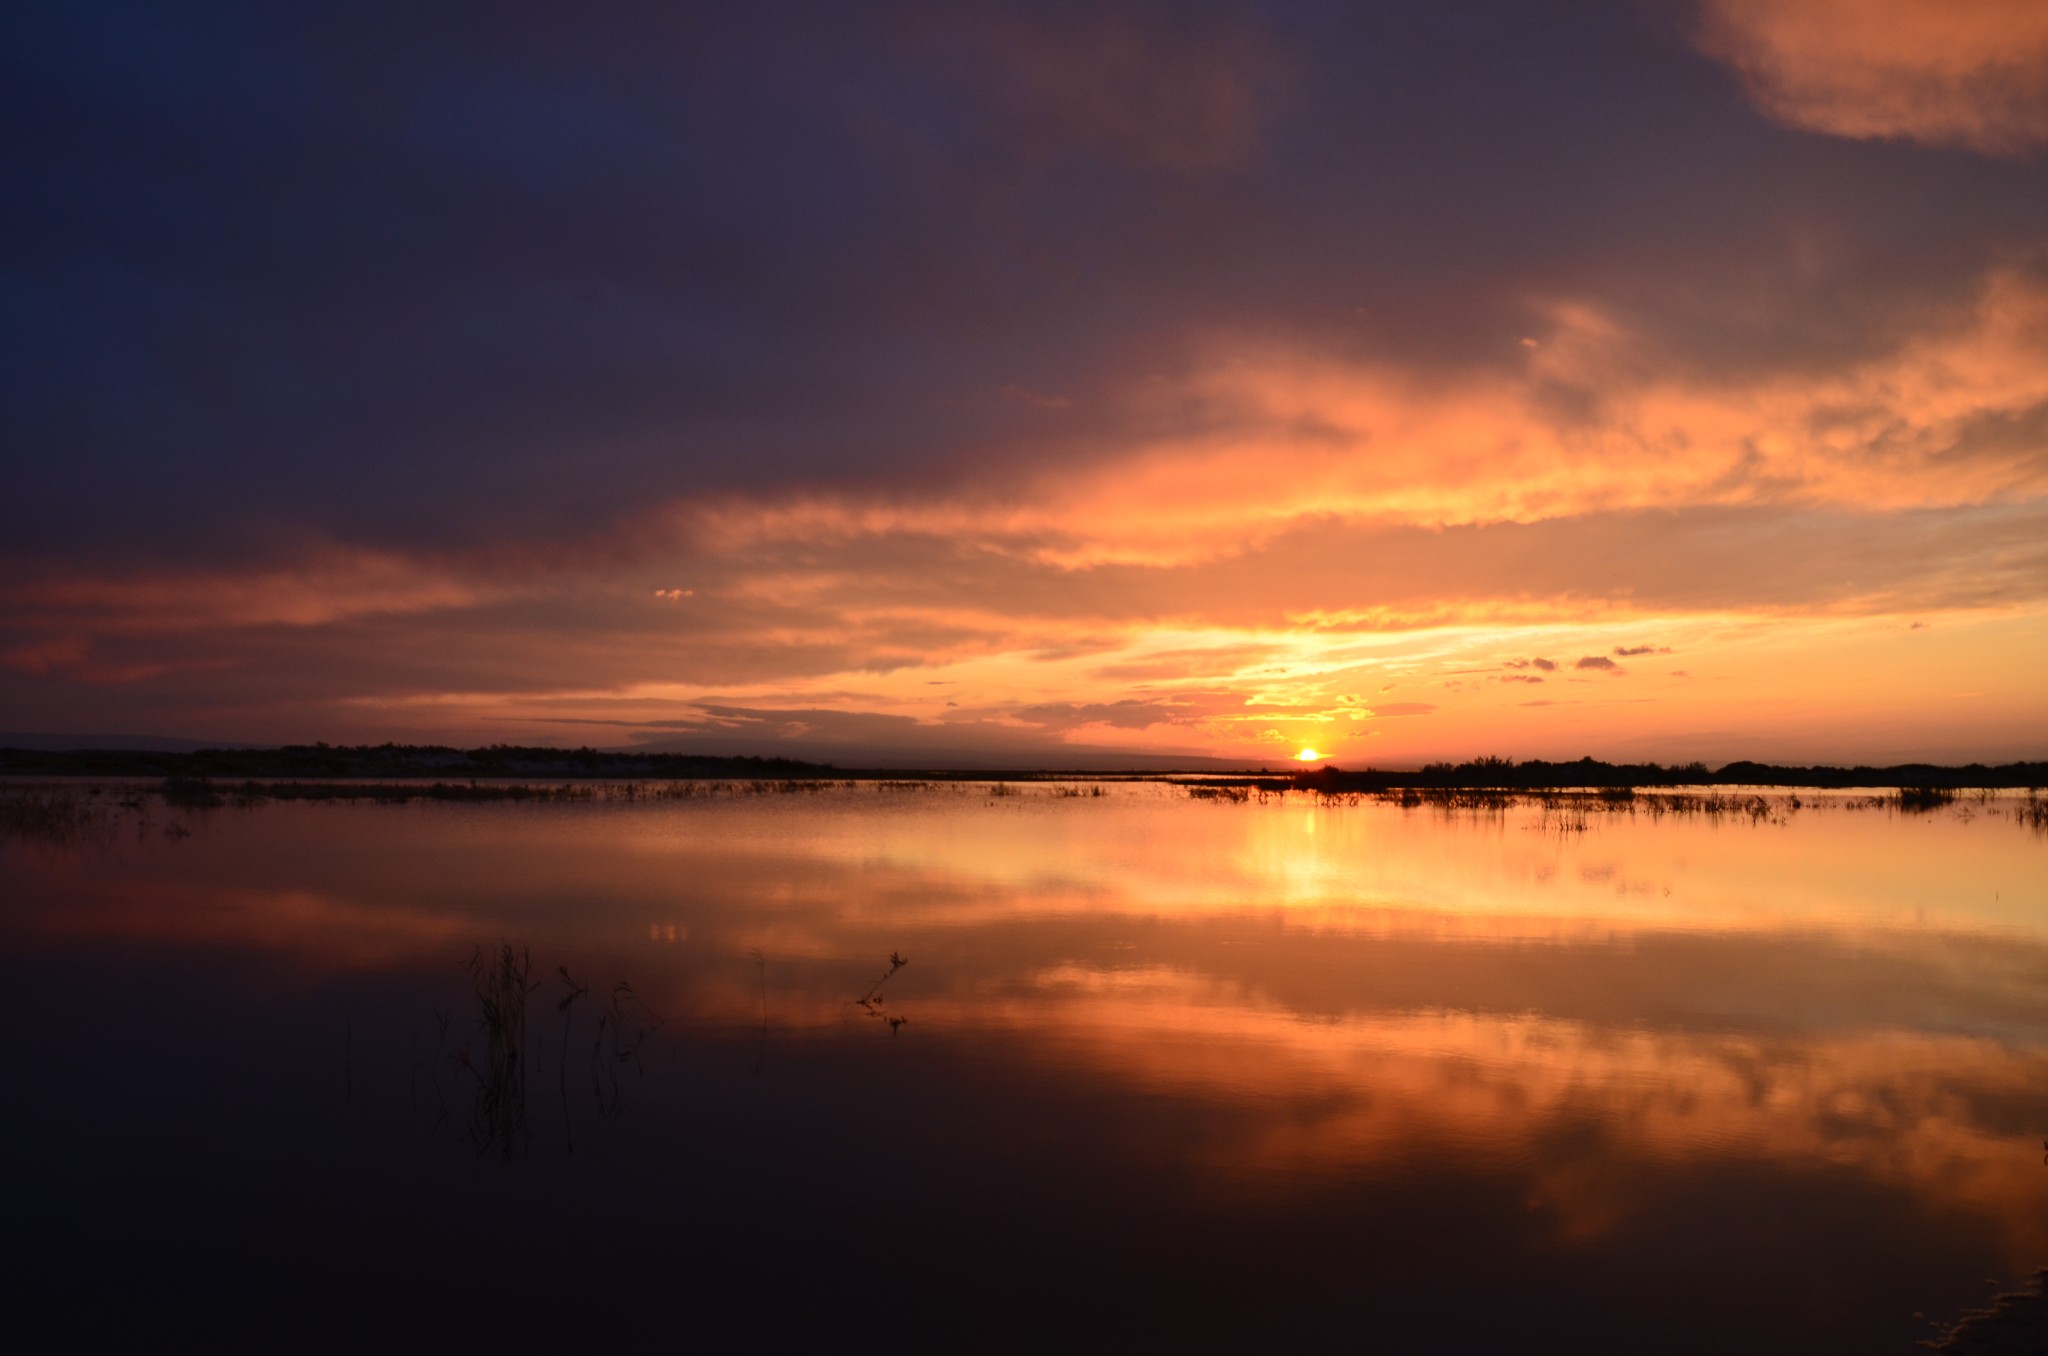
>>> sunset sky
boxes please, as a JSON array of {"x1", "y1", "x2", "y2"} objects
[{"x1": 5, "y1": 0, "x2": 2047, "y2": 766}]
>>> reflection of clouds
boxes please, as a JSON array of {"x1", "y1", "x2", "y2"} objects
[
  {"x1": 953, "y1": 967, "x2": 2048, "y2": 1264},
  {"x1": 28, "y1": 844, "x2": 2048, "y2": 1265},
  {"x1": 22, "y1": 877, "x2": 474, "y2": 969},
  {"x1": 11, "y1": 791, "x2": 2048, "y2": 1268},
  {"x1": 15, "y1": 792, "x2": 2048, "y2": 975}
]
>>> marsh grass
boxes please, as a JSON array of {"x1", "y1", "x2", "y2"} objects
[
  {"x1": 10, "y1": 774, "x2": 2043, "y2": 851},
  {"x1": 160, "y1": 776, "x2": 225, "y2": 808},
  {"x1": 0, "y1": 785, "x2": 121, "y2": 845},
  {"x1": 584, "y1": 978, "x2": 663, "y2": 1118},
  {"x1": 424, "y1": 946, "x2": 669, "y2": 1157},
  {"x1": 143, "y1": 776, "x2": 874, "y2": 806},
  {"x1": 1536, "y1": 801, "x2": 1591, "y2": 834},
  {"x1": 460, "y1": 944, "x2": 538, "y2": 1158},
  {"x1": 1184, "y1": 780, "x2": 2006, "y2": 832}
]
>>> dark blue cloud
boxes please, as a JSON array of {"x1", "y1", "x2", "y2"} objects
[{"x1": 6, "y1": 0, "x2": 2045, "y2": 566}]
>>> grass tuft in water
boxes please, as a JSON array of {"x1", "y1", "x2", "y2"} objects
[{"x1": 460, "y1": 944, "x2": 538, "y2": 1158}]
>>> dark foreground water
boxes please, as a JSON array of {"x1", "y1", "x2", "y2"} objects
[{"x1": 5, "y1": 782, "x2": 2047, "y2": 1351}]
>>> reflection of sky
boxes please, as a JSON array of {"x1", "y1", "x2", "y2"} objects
[
  {"x1": 11, "y1": 789, "x2": 2048, "y2": 1277},
  {"x1": 11, "y1": 788, "x2": 2048, "y2": 1345}
]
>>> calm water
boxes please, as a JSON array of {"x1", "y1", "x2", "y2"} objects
[{"x1": 6, "y1": 782, "x2": 2047, "y2": 1351}]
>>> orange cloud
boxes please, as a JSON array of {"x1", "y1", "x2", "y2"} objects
[
  {"x1": 680, "y1": 265, "x2": 2048, "y2": 579},
  {"x1": 6, "y1": 260, "x2": 2047, "y2": 758},
  {"x1": 5, "y1": 548, "x2": 502, "y2": 636},
  {"x1": 1098, "y1": 267, "x2": 2048, "y2": 544},
  {"x1": 1697, "y1": 0, "x2": 2048, "y2": 154}
]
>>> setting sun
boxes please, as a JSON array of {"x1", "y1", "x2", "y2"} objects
[{"x1": 1296, "y1": 748, "x2": 1321, "y2": 762}]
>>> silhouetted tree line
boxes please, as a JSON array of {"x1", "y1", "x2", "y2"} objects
[
  {"x1": 1, "y1": 742, "x2": 2042, "y2": 789},
  {"x1": 0, "y1": 742, "x2": 836, "y2": 780}
]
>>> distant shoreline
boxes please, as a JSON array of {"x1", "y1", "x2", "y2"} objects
[{"x1": 1, "y1": 743, "x2": 2044, "y2": 791}]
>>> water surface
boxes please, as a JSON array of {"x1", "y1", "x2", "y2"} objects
[{"x1": 6, "y1": 782, "x2": 2045, "y2": 1350}]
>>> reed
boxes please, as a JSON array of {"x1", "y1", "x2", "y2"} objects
[
  {"x1": 0, "y1": 784, "x2": 120, "y2": 845},
  {"x1": 461, "y1": 944, "x2": 538, "y2": 1158}
]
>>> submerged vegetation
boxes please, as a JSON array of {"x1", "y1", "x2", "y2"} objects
[
  {"x1": 157, "y1": 776, "x2": 867, "y2": 805},
  {"x1": 0, "y1": 784, "x2": 121, "y2": 844},
  {"x1": 0, "y1": 742, "x2": 840, "y2": 780},
  {"x1": 461, "y1": 944, "x2": 538, "y2": 1158},
  {"x1": 3, "y1": 763, "x2": 2044, "y2": 847},
  {"x1": 1276, "y1": 755, "x2": 2048, "y2": 793},
  {"x1": 420, "y1": 944, "x2": 668, "y2": 1158}
]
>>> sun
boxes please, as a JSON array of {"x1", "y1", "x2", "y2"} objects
[{"x1": 1296, "y1": 748, "x2": 1321, "y2": 762}]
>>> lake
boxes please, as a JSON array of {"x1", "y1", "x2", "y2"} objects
[{"x1": 5, "y1": 781, "x2": 2045, "y2": 1351}]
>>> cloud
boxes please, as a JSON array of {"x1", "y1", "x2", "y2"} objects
[
  {"x1": 1087, "y1": 266, "x2": 2048, "y2": 552},
  {"x1": 953, "y1": 8, "x2": 1283, "y2": 170},
  {"x1": 1501, "y1": 674, "x2": 1546, "y2": 685},
  {"x1": 611, "y1": 703, "x2": 1238, "y2": 769},
  {"x1": 1365, "y1": 702, "x2": 1436, "y2": 718},
  {"x1": 4, "y1": 3, "x2": 2047, "y2": 762},
  {"x1": 2, "y1": 549, "x2": 509, "y2": 636},
  {"x1": 1696, "y1": 0, "x2": 2048, "y2": 154},
  {"x1": 9, "y1": 497, "x2": 2045, "y2": 731},
  {"x1": 1613, "y1": 645, "x2": 1672, "y2": 657},
  {"x1": 1575, "y1": 656, "x2": 1621, "y2": 672},
  {"x1": 1011, "y1": 699, "x2": 1190, "y2": 731},
  {"x1": 0, "y1": 635, "x2": 90, "y2": 676},
  {"x1": 999, "y1": 385, "x2": 1073, "y2": 411}
]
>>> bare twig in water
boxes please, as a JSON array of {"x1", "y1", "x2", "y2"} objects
[
  {"x1": 858, "y1": 951, "x2": 908, "y2": 1008},
  {"x1": 854, "y1": 951, "x2": 911, "y2": 1031}
]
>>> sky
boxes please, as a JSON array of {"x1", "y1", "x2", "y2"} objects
[{"x1": 4, "y1": 0, "x2": 2048, "y2": 767}]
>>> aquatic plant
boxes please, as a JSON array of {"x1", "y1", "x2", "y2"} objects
[
  {"x1": 158, "y1": 775, "x2": 224, "y2": 808},
  {"x1": 459, "y1": 944, "x2": 538, "y2": 1158},
  {"x1": 1535, "y1": 801, "x2": 1590, "y2": 834},
  {"x1": 749, "y1": 949, "x2": 768, "y2": 1073},
  {"x1": 854, "y1": 952, "x2": 910, "y2": 1032},
  {"x1": 858, "y1": 951, "x2": 909, "y2": 1008},
  {"x1": 586, "y1": 979, "x2": 663, "y2": 1118},
  {"x1": 0, "y1": 785, "x2": 119, "y2": 845}
]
